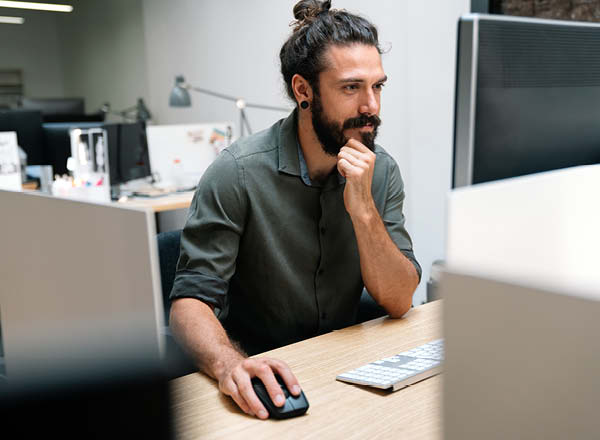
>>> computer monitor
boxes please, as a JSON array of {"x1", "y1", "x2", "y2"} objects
[
  {"x1": 146, "y1": 122, "x2": 233, "y2": 190},
  {"x1": 0, "y1": 189, "x2": 172, "y2": 436},
  {"x1": 21, "y1": 97, "x2": 85, "y2": 115},
  {"x1": 104, "y1": 121, "x2": 152, "y2": 186},
  {"x1": 0, "y1": 109, "x2": 45, "y2": 165},
  {"x1": 0, "y1": 190, "x2": 165, "y2": 384},
  {"x1": 42, "y1": 112, "x2": 105, "y2": 124},
  {"x1": 443, "y1": 165, "x2": 600, "y2": 439},
  {"x1": 452, "y1": 13, "x2": 600, "y2": 188}
]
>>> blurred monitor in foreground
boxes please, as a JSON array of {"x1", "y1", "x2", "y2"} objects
[
  {"x1": 443, "y1": 165, "x2": 600, "y2": 439},
  {"x1": 0, "y1": 190, "x2": 172, "y2": 437}
]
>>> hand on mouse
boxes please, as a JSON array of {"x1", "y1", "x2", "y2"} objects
[{"x1": 216, "y1": 356, "x2": 302, "y2": 419}]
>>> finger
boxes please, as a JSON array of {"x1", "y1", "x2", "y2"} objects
[
  {"x1": 339, "y1": 147, "x2": 371, "y2": 165},
  {"x1": 337, "y1": 159, "x2": 347, "y2": 177},
  {"x1": 221, "y1": 377, "x2": 252, "y2": 415},
  {"x1": 340, "y1": 144, "x2": 372, "y2": 158},
  {"x1": 254, "y1": 364, "x2": 286, "y2": 407},
  {"x1": 337, "y1": 158, "x2": 362, "y2": 177},
  {"x1": 232, "y1": 369, "x2": 269, "y2": 420},
  {"x1": 338, "y1": 151, "x2": 368, "y2": 169},
  {"x1": 267, "y1": 359, "x2": 302, "y2": 396},
  {"x1": 345, "y1": 138, "x2": 372, "y2": 153}
]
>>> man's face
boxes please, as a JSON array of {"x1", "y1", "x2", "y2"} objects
[{"x1": 311, "y1": 43, "x2": 386, "y2": 156}]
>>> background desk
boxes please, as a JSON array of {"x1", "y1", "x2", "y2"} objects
[
  {"x1": 170, "y1": 300, "x2": 442, "y2": 439},
  {"x1": 119, "y1": 191, "x2": 194, "y2": 232}
]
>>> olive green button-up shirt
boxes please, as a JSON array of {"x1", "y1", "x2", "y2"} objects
[{"x1": 171, "y1": 111, "x2": 421, "y2": 354}]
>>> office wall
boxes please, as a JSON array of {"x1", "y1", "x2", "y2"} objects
[
  {"x1": 0, "y1": 10, "x2": 65, "y2": 98},
  {"x1": 143, "y1": 0, "x2": 469, "y2": 304},
  {"x1": 402, "y1": 1, "x2": 470, "y2": 303},
  {"x1": 56, "y1": 0, "x2": 150, "y2": 115},
  {"x1": 142, "y1": 0, "x2": 293, "y2": 131}
]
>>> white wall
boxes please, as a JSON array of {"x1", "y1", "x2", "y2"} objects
[
  {"x1": 142, "y1": 0, "x2": 470, "y2": 304},
  {"x1": 403, "y1": 1, "x2": 470, "y2": 303},
  {"x1": 56, "y1": 0, "x2": 150, "y2": 115},
  {"x1": 0, "y1": 9, "x2": 65, "y2": 98},
  {"x1": 142, "y1": 0, "x2": 293, "y2": 131}
]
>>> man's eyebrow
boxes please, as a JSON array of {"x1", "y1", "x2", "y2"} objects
[{"x1": 337, "y1": 75, "x2": 388, "y2": 84}]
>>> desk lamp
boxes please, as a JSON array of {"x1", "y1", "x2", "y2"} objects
[
  {"x1": 101, "y1": 98, "x2": 152, "y2": 123},
  {"x1": 168, "y1": 75, "x2": 290, "y2": 137}
]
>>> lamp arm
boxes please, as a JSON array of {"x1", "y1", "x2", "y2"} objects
[
  {"x1": 103, "y1": 109, "x2": 136, "y2": 121},
  {"x1": 118, "y1": 105, "x2": 138, "y2": 113},
  {"x1": 240, "y1": 108, "x2": 253, "y2": 135},
  {"x1": 186, "y1": 84, "x2": 290, "y2": 112},
  {"x1": 245, "y1": 102, "x2": 290, "y2": 112},
  {"x1": 187, "y1": 85, "x2": 239, "y2": 103}
]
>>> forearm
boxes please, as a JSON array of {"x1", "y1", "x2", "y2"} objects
[
  {"x1": 351, "y1": 206, "x2": 419, "y2": 318},
  {"x1": 169, "y1": 298, "x2": 246, "y2": 380}
]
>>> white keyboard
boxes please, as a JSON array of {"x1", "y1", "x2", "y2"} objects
[{"x1": 336, "y1": 339, "x2": 444, "y2": 391}]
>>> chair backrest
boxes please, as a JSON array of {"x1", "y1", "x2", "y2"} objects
[{"x1": 156, "y1": 229, "x2": 182, "y2": 323}]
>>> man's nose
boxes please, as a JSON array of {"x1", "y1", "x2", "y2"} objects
[{"x1": 359, "y1": 88, "x2": 379, "y2": 116}]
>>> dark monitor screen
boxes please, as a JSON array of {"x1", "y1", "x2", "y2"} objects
[
  {"x1": 43, "y1": 112, "x2": 105, "y2": 123},
  {"x1": 453, "y1": 14, "x2": 600, "y2": 188},
  {"x1": 0, "y1": 109, "x2": 45, "y2": 165},
  {"x1": 105, "y1": 121, "x2": 152, "y2": 185},
  {"x1": 21, "y1": 97, "x2": 85, "y2": 115}
]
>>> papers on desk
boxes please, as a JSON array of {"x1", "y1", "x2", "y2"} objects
[{"x1": 0, "y1": 131, "x2": 22, "y2": 191}]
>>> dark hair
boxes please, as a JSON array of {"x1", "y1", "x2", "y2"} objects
[{"x1": 280, "y1": 0, "x2": 381, "y2": 103}]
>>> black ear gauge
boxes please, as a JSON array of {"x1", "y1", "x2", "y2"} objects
[{"x1": 300, "y1": 101, "x2": 309, "y2": 109}]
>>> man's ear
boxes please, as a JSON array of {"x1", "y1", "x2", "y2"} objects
[{"x1": 291, "y1": 74, "x2": 313, "y2": 106}]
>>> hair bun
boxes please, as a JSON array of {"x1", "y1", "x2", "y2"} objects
[{"x1": 292, "y1": 0, "x2": 332, "y2": 30}]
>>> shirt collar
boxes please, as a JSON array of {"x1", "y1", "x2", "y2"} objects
[
  {"x1": 278, "y1": 109, "x2": 346, "y2": 188},
  {"x1": 277, "y1": 109, "x2": 301, "y2": 177}
]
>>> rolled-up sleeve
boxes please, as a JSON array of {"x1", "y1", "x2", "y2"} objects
[
  {"x1": 169, "y1": 150, "x2": 247, "y2": 316},
  {"x1": 381, "y1": 159, "x2": 422, "y2": 282}
]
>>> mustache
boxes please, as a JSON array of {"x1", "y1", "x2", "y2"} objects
[{"x1": 343, "y1": 114, "x2": 381, "y2": 130}]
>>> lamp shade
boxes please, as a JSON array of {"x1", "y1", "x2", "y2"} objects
[{"x1": 169, "y1": 75, "x2": 191, "y2": 107}]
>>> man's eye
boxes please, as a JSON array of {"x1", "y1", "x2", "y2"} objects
[
  {"x1": 344, "y1": 84, "x2": 359, "y2": 91},
  {"x1": 374, "y1": 83, "x2": 385, "y2": 90}
]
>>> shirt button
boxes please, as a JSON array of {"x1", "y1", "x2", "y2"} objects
[
  {"x1": 321, "y1": 312, "x2": 327, "y2": 319},
  {"x1": 318, "y1": 268, "x2": 324, "y2": 276},
  {"x1": 320, "y1": 226, "x2": 326, "y2": 235}
]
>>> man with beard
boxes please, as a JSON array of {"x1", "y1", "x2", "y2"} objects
[{"x1": 169, "y1": 0, "x2": 421, "y2": 419}]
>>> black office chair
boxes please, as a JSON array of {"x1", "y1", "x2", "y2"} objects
[
  {"x1": 156, "y1": 230, "x2": 197, "y2": 379},
  {"x1": 157, "y1": 229, "x2": 182, "y2": 325}
]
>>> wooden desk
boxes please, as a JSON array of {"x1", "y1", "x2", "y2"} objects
[
  {"x1": 119, "y1": 191, "x2": 194, "y2": 213},
  {"x1": 118, "y1": 191, "x2": 194, "y2": 232},
  {"x1": 170, "y1": 300, "x2": 442, "y2": 439}
]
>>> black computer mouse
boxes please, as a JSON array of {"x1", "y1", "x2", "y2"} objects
[{"x1": 251, "y1": 374, "x2": 309, "y2": 419}]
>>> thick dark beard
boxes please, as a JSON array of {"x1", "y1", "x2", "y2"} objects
[{"x1": 311, "y1": 92, "x2": 381, "y2": 157}]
